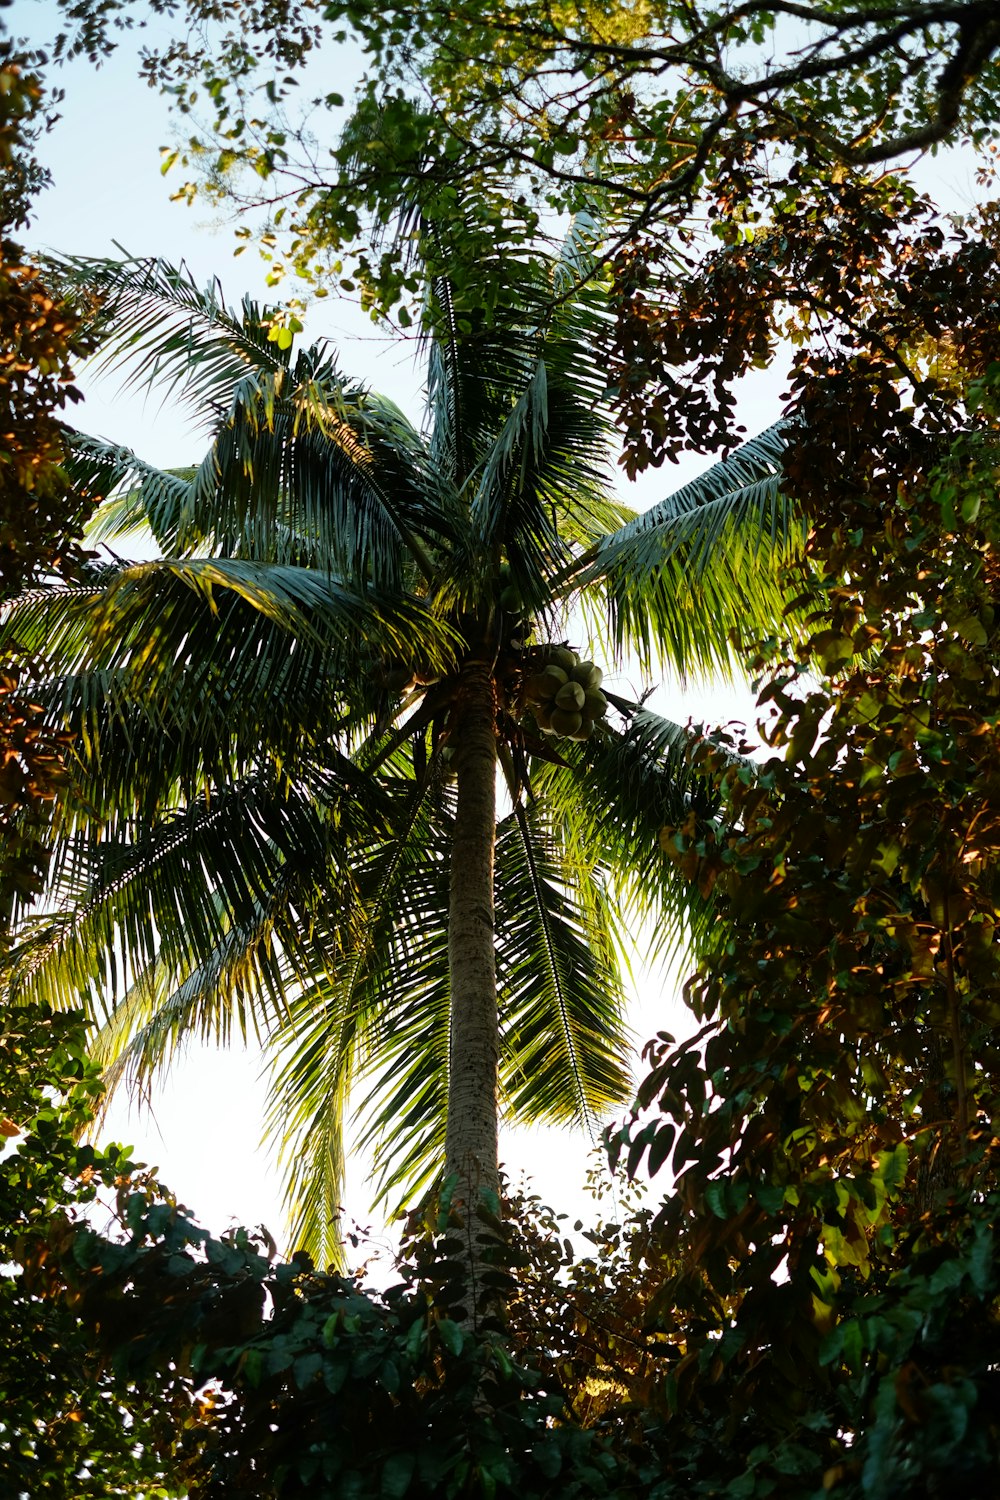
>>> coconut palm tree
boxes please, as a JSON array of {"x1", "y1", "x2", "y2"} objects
[{"x1": 3, "y1": 225, "x2": 796, "y2": 1319}]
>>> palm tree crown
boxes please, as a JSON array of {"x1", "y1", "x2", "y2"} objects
[{"x1": 3, "y1": 224, "x2": 797, "y2": 1302}]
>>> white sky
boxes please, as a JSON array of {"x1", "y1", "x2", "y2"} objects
[{"x1": 16, "y1": 3, "x2": 982, "y2": 1271}]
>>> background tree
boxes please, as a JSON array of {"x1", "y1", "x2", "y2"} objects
[
  {"x1": 0, "y1": 1005, "x2": 196, "y2": 1497},
  {"x1": 611, "y1": 183, "x2": 1000, "y2": 1496},
  {"x1": 0, "y1": 27, "x2": 194, "y2": 1494},
  {"x1": 22, "y1": 1159, "x2": 650, "y2": 1499},
  {"x1": 0, "y1": 34, "x2": 94, "y2": 938},
  {"x1": 39, "y1": 1, "x2": 1000, "y2": 321},
  {"x1": 2, "y1": 207, "x2": 798, "y2": 1306}
]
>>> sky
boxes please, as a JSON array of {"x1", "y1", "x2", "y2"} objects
[{"x1": 15, "y1": 0, "x2": 979, "y2": 1272}]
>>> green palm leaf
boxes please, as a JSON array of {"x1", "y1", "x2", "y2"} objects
[
  {"x1": 267, "y1": 765, "x2": 452, "y2": 1237},
  {"x1": 263, "y1": 976, "x2": 356, "y2": 1270},
  {"x1": 575, "y1": 422, "x2": 801, "y2": 674},
  {"x1": 496, "y1": 801, "x2": 631, "y2": 1128},
  {"x1": 59, "y1": 252, "x2": 291, "y2": 417},
  {"x1": 12, "y1": 772, "x2": 340, "y2": 1013},
  {"x1": 9, "y1": 214, "x2": 800, "y2": 1271}
]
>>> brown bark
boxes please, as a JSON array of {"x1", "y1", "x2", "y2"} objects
[{"x1": 444, "y1": 657, "x2": 501, "y2": 1328}]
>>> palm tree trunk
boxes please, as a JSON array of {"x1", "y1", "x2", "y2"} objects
[{"x1": 445, "y1": 657, "x2": 501, "y2": 1327}]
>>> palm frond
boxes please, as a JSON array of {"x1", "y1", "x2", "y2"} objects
[
  {"x1": 264, "y1": 764, "x2": 452, "y2": 1250},
  {"x1": 574, "y1": 423, "x2": 802, "y2": 675},
  {"x1": 451, "y1": 301, "x2": 619, "y2": 610},
  {"x1": 9, "y1": 771, "x2": 342, "y2": 1015},
  {"x1": 264, "y1": 975, "x2": 354, "y2": 1268},
  {"x1": 89, "y1": 892, "x2": 284, "y2": 1102},
  {"x1": 349, "y1": 871, "x2": 452, "y2": 1210},
  {"x1": 63, "y1": 260, "x2": 450, "y2": 583},
  {"x1": 525, "y1": 706, "x2": 724, "y2": 969},
  {"x1": 496, "y1": 801, "x2": 632, "y2": 1131},
  {"x1": 60, "y1": 253, "x2": 288, "y2": 419},
  {"x1": 71, "y1": 436, "x2": 201, "y2": 552},
  {"x1": 3, "y1": 560, "x2": 456, "y2": 744}
]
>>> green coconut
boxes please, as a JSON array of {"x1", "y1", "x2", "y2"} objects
[
  {"x1": 573, "y1": 661, "x2": 602, "y2": 689},
  {"x1": 550, "y1": 646, "x2": 578, "y2": 673},
  {"x1": 569, "y1": 715, "x2": 594, "y2": 741},
  {"x1": 542, "y1": 664, "x2": 569, "y2": 688},
  {"x1": 555, "y1": 680, "x2": 586, "y2": 711},
  {"x1": 550, "y1": 707, "x2": 583, "y2": 737},
  {"x1": 583, "y1": 687, "x2": 608, "y2": 718},
  {"x1": 526, "y1": 672, "x2": 560, "y2": 703}
]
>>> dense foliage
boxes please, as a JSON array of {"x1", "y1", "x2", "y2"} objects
[
  {"x1": 0, "y1": 27, "x2": 180, "y2": 1494},
  {"x1": 6, "y1": 4, "x2": 1000, "y2": 1495},
  {"x1": 41, "y1": 1, "x2": 1000, "y2": 320},
  {"x1": 610, "y1": 184, "x2": 1000, "y2": 1493},
  {"x1": 26, "y1": 1183, "x2": 636, "y2": 1499},
  {"x1": 0, "y1": 1004, "x2": 195, "y2": 1496},
  {"x1": 0, "y1": 33, "x2": 94, "y2": 939}
]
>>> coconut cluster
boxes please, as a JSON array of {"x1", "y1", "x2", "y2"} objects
[{"x1": 521, "y1": 647, "x2": 608, "y2": 742}]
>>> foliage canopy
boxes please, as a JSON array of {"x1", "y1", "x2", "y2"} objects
[
  {"x1": 7, "y1": 5, "x2": 1000, "y2": 1493},
  {"x1": 43, "y1": 0, "x2": 1000, "y2": 315},
  {"x1": 609, "y1": 175, "x2": 1000, "y2": 1497}
]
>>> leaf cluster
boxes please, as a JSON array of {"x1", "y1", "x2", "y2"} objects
[
  {"x1": 0, "y1": 39, "x2": 99, "y2": 945},
  {"x1": 35, "y1": 1178, "x2": 641, "y2": 1499},
  {"x1": 607, "y1": 193, "x2": 1000, "y2": 1495},
  {"x1": 0, "y1": 1003, "x2": 191, "y2": 1496},
  {"x1": 611, "y1": 171, "x2": 1000, "y2": 472},
  {"x1": 39, "y1": 0, "x2": 1000, "y2": 310}
]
